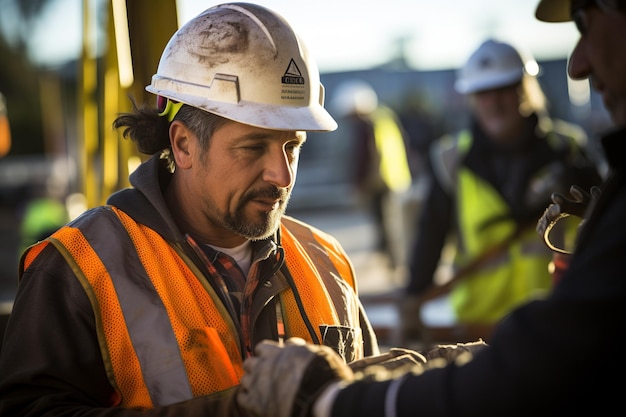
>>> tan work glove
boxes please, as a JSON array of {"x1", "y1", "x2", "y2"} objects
[
  {"x1": 348, "y1": 347, "x2": 426, "y2": 373},
  {"x1": 237, "y1": 338, "x2": 355, "y2": 417},
  {"x1": 421, "y1": 339, "x2": 488, "y2": 366},
  {"x1": 349, "y1": 341, "x2": 487, "y2": 381}
]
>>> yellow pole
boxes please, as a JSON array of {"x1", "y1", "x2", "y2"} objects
[
  {"x1": 80, "y1": 0, "x2": 100, "y2": 207},
  {"x1": 80, "y1": 0, "x2": 179, "y2": 205}
]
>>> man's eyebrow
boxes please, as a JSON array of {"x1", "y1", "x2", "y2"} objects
[{"x1": 239, "y1": 132, "x2": 272, "y2": 140}]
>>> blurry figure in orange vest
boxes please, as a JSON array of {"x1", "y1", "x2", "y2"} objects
[{"x1": 0, "y1": 92, "x2": 11, "y2": 158}]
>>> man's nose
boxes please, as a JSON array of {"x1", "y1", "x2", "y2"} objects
[
  {"x1": 567, "y1": 40, "x2": 590, "y2": 81},
  {"x1": 263, "y1": 149, "x2": 294, "y2": 188}
]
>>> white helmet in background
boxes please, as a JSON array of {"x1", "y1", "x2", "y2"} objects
[
  {"x1": 331, "y1": 80, "x2": 379, "y2": 117},
  {"x1": 455, "y1": 39, "x2": 537, "y2": 95},
  {"x1": 146, "y1": 2, "x2": 337, "y2": 132}
]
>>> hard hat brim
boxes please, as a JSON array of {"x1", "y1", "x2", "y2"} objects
[
  {"x1": 146, "y1": 85, "x2": 338, "y2": 132},
  {"x1": 535, "y1": 0, "x2": 572, "y2": 22},
  {"x1": 455, "y1": 69, "x2": 524, "y2": 94}
]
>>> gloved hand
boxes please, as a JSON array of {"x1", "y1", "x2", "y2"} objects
[
  {"x1": 421, "y1": 339, "x2": 488, "y2": 366},
  {"x1": 237, "y1": 338, "x2": 354, "y2": 417},
  {"x1": 348, "y1": 347, "x2": 426, "y2": 373},
  {"x1": 555, "y1": 185, "x2": 601, "y2": 218},
  {"x1": 537, "y1": 185, "x2": 601, "y2": 238},
  {"x1": 537, "y1": 185, "x2": 600, "y2": 279}
]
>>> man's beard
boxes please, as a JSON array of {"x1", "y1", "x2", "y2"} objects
[{"x1": 222, "y1": 187, "x2": 290, "y2": 241}]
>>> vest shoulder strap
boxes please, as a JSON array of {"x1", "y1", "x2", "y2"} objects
[
  {"x1": 280, "y1": 216, "x2": 351, "y2": 293},
  {"x1": 430, "y1": 130, "x2": 472, "y2": 195}
]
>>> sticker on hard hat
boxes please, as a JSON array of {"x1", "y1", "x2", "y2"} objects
[
  {"x1": 281, "y1": 59, "x2": 306, "y2": 101},
  {"x1": 282, "y1": 59, "x2": 305, "y2": 85}
]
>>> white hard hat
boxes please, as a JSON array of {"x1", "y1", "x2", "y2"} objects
[
  {"x1": 455, "y1": 39, "x2": 534, "y2": 95},
  {"x1": 146, "y1": 2, "x2": 337, "y2": 132},
  {"x1": 331, "y1": 80, "x2": 379, "y2": 117}
]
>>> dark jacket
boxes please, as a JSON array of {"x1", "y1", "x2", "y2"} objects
[
  {"x1": 0, "y1": 154, "x2": 378, "y2": 416},
  {"x1": 333, "y1": 127, "x2": 626, "y2": 416}
]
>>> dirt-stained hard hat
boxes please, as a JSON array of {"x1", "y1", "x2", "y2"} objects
[
  {"x1": 535, "y1": 0, "x2": 572, "y2": 22},
  {"x1": 146, "y1": 2, "x2": 337, "y2": 132},
  {"x1": 455, "y1": 39, "x2": 535, "y2": 95}
]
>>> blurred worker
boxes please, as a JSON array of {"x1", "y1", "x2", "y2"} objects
[
  {"x1": 0, "y1": 91, "x2": 11, "y2": 157},
  {"x1": 18, "y1": 159, "x2": 71, "y2": 253},
  {"x1": 18, "y1": 187, "x2": 69, "y2": 254},
  {"x1": 399, "y1": 38, "x2": 602, "y2": 344},
  {"x1": 397, "y1": 93, "x2": 439, "y2": 180},
  {"x1": 0, "y1": 3, "x2": 378, "y2": 415},
  {"x1": 236, "y1": 2, "x2": 626, "y2": 414},
  {"x1": 333, "y1": 80, "x2": 413, "y2": 269}
]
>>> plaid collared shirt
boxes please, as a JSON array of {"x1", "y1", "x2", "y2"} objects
[{"x1": 187, "y1": 235, "x2": 280, "y2": 357}]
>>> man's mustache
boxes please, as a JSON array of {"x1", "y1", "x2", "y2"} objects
[{"x1": 242, "y1": 187, "x2": 288, "y2": 204}]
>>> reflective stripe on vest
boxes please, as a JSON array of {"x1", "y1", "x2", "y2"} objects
[
  {"x1": 37, "y1": 207, "x2": 242, "y2": 408},
  {"x1": 20, "y1": 206, "x2": 358, "y2": 408}
]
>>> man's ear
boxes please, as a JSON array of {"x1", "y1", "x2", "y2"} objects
[{"x1": 169, "y1": 121, "x2": 193, "y2": 169}]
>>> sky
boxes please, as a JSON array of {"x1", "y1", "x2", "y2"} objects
[
  {"x1": 10, "y1": 0, "x2": 581, "y2": 73},
  {"x1": 177, "y1": 0, "x2": 581, "y2": 72}
]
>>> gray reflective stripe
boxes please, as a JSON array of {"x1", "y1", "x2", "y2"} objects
[
  {"x1": 430, "y1": 134, "x2": 459, "y2": 195},
  {"x1": 80, "y1": 208, "x2": 193, "y2": 406},
  {"x1": 430, "y1": 131, "x2": 472, "y2": 195}
]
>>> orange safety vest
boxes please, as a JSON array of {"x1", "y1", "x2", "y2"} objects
[{"x1": 20, "y1": 206, "x2": 361, "y2": 409}]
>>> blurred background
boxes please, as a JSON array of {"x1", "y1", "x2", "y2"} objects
[{"x1": 0, "y1": 0, "x2": 613, "y2": 336}]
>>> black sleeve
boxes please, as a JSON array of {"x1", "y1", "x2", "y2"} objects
[
  {"x1": 0, "y1": 245, "x2": 118, "y2": 414},
  {"x1": 405, "y1": 174, "x2": 454, "y2": 296},
  {"x1": 330, "y1": 181, "x2": 626, "y2": 416}
]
